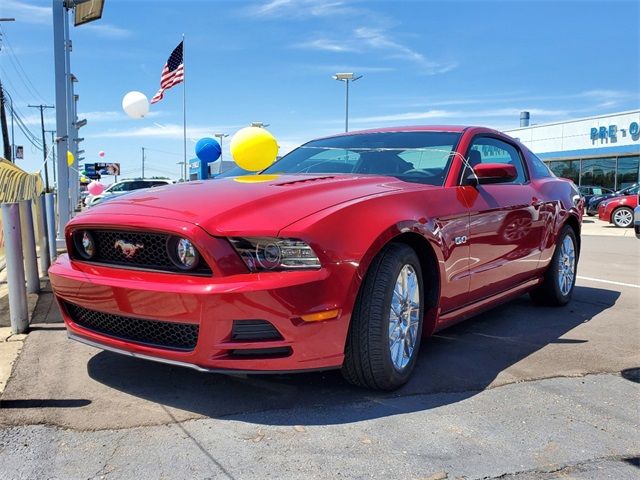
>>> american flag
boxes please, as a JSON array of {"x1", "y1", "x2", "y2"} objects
[{"x1": 150, "y1": 41, "x2": 184, "y2": 104}]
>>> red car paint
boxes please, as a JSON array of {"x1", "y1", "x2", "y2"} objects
[
  {"x1": 49, "y1": 126, "x2": 583, "y2": 373},
  {"x1": 598, "y1": 194, "x2": 638, "y2": 224}
]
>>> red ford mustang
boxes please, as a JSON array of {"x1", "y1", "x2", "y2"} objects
[{"x1": 49, "y1": 126, "x2": 583, "y2": 390}]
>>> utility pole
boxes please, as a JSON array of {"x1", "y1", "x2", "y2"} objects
[
  {"x1": 0, "y1": 17, "x2": 15, "y2": 161},
  {"x1": 0, "y1": 80, "x2": 10, "y2": 161},
  {"x1": 28, "y1": 104, "x2": 55, "y2": 191},
  {"x1": 141, "y1": 147, "x2": 145, "y2": 178}
]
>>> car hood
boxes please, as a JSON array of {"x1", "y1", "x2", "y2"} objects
[{"x1": 85, "y1": 174, "x2": 406, "y2": 236}]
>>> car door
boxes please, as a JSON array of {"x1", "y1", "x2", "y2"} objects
[{"x1": 461, "y1": 136, "x2": 545, "y2": 303}]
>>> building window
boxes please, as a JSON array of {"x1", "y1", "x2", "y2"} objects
[
  {"x1": 616, "y1": 155, "x2": 639, "y2": 189},
  {"x1": 580, "y1": 158, "x2": 616, "y2": 189},
  {"x1": 547, "y1": 160, "x2": 579, "y2": 184}
]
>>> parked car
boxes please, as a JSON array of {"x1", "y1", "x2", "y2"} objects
[
  {"x1": 86, "y1": 178, "x2": 173, "y2": 207},
  {"x1": 49, "y1": 126, "x2": 583, "y2": 390},
  {"x1": 598, "y1": 194, "x2": 639, "y2": 228},
  {"x1": 578, "y1": 185, "x2": 613, "y2": 204},
  {"x1": 634, "y1": 193, "x2": 640, "y2": 238},
  {"x1": 586, "y1": 183, "x2": 639, "y2": 216}
]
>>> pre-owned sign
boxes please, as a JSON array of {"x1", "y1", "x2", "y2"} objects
[{"x1": 590, "y1": 121, "x2": 639, "y2": 140}]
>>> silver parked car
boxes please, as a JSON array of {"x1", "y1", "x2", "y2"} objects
[{"x1": 86, "y1": 179, "x2": 172, "y2": 207}]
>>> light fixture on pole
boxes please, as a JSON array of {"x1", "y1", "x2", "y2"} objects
[{"x1": 332, "y1": 72, "x2": 362, "y2": 133}]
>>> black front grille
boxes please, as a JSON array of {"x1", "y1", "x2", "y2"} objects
[
  {"x1": 65, "y1": 302, "x2": 199, "y2": 351},
  {"x1": 74, "y1": 229, "x2": 211, "y2": 275},
  {"x1": 231, "y1": 320, "x2": 283, "y2": 341}
]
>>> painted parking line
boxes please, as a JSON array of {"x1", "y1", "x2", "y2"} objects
[{"x1": 577, "y1": 275, "x2": 640, "y2": 289}]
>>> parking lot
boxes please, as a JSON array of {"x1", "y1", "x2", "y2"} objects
[{"x1": 0, "y1": 232, "x2": 638, "y2": 480}]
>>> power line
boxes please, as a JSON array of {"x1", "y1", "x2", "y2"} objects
[
  {"x1": 0, "y1": 26, "x2": 48, "y2": 103},
  {"x1": 10, "y1": 103, "x2": 43, "y2": 149},
  {"x1": 28, "y1": 104, "x2": 54, "y2": 191}
]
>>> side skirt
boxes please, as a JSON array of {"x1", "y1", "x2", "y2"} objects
[{"x1": 434, "y1": 277, "x2": 543, "y2": 332}]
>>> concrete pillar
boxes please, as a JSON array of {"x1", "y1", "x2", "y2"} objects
[
  {"x1": 1, "y1": 203, "x2": 29, "y2": 334},
  {"x1": 19, "y1": 200, "x2": 40, "y2": 294}
]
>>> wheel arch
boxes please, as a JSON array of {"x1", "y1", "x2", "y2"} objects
[
  {"x1": 348, "y1": 226, "x2": 443, "y2": 339},
  {"x1": 563, "y1": 213, "x2": 581, "y2": 257}
]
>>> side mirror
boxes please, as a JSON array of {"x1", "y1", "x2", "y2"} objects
[{"x1": 466, "y1": 163, "x2": 517, "y2": 186}]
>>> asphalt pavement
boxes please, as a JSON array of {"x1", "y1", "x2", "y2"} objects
[{"x1": 0, "y1": 235, "x2": 638, "y2": 479}]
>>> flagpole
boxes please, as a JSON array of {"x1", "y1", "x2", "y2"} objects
[{"x1": 182, "y1": 33, "x2": 187, "y2": 182}]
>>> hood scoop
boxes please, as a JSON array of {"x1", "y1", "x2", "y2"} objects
[{"x1": 273, "y1": 176, "x2": 335, "y2": 186}]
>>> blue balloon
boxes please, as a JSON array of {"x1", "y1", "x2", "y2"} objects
[{"x1": 195, "y1": 137, "x2": 221, "y2": 163}]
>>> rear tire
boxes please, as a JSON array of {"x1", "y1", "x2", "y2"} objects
[
  {"x1": 611, "y1": 207, "x2": 634, "y2": 228},
  {"x1": 342, "y1": 244, "x2": 424, "y2": 390},
  {"x1": 530, "y1": 225, "x2": 578, "y2": 306}
]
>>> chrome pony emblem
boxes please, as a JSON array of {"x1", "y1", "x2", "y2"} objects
[{"x1": 114, "y1": 239, "x2": 144, "y2": 259}]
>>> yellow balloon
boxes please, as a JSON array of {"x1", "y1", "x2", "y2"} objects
[
  {"x1": 66, "y1": 150, "x2": 74, "y2": 167},
  {"x1": 230, "y1": 127, "x2": 278, "y2": 172}
]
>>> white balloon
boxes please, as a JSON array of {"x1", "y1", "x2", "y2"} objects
[{"x1": 122, "y1": 91, "x2": 150, "y2": 119}]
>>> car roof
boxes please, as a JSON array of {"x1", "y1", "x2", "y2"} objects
[{"x1": 312, "y1": 125, "x2": 510, "y2": 142}]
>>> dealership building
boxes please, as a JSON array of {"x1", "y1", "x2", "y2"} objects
[{"x1": 504, "y1": 109, "x2": 640, "y2": 190}]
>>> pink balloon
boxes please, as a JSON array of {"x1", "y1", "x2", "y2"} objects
[
  {"x1": 99, "y1": 151, "x2": 105, "y2": 157},
  {"x1": 87, "y1": 181, "x2": 105, "y2": 196}
]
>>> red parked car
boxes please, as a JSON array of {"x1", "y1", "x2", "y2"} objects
[
  {"x1": 598, "y1": 194, "x2": 638, "y2": 228},
  {"x1": 49, "y1": 126, "x2": 583, "y2": 390}
]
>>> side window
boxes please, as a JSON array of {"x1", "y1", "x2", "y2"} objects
[
  {"x1": 466, "y1": 137, "x2": 528, "y2": 184},
  {"x1": 528, "y1": 153, "x2": 554, "y2": 178},
  {"x1": 109, "y1": 183, "x2": 126, "y2": 192}
]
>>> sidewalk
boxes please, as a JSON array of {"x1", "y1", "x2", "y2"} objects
[
  {"x1": 582, "y1": 215, "x2": 637, "y2": 236},
  {"x1": 0, "y1": 269, "x2": 51, "y2": 394}
]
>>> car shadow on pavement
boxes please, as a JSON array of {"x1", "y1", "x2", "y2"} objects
[{"x1": 86, "y1": 285, "x2": 620, "y2": 426}]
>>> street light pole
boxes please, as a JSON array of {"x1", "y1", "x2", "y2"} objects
[
  {"x1": 332, "y1": 72, "x2": 362, "y2": 133},
  {"x1": 213, "y1": 133, "x2": 229, "y2": 173},
  {"x1": 141, "y1": 147, "x2": 145, "y2": 178}
]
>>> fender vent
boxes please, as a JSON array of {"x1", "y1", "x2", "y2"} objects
[{"x1": 231, "y1": 320, "x2": 283, "y2": 341}]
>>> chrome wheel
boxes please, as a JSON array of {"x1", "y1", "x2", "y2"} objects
[
  {"x1": 557, "y1": 236, "x2": 576, "y2": 296},
  {"x1": 388, "y1": 264, "x2": 420, "y2": 371},
  {"x1": 613, "y1": 208, "x2": 633, "y2": 227}
]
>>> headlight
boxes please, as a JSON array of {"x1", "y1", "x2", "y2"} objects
[
  {"x1": 73, "y1": 230, "x2": 96, "y2": 260},
  {"x1": 229, "y1": 237, "x2": 321, "y2": 271},
  {"x1": 166, "y1": 236, "x2": 200, "y2": 270}
]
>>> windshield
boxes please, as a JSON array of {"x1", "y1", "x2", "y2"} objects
[{"x1": 263, "y1": 131, "x2": 462, "y2": 186}]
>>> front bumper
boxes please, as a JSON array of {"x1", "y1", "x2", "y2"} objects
[
  {"x1": 597, "y1": 202, "x2": 610, "y2": 223},
  {"x1": 49, "y1": 254, "x2": 356, "y2": 372},
  {"x1": 634, "y1": 206, "x2": 640, "y2": 239}
]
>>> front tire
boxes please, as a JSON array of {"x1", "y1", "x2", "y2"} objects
[
  {"x1": 342, "y1": 244, "x2": 424, "y2": 390},
  {"x1": 530, "y1": 225, "x2": 578, "y2": 306},
  {"x1": 611, "y1": 207, "x2": 634, "y2": 228}
]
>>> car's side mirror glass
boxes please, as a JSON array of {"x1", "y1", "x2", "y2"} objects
[{"x1": 466, "y1": 163, "x2": 518, "y2": 186}]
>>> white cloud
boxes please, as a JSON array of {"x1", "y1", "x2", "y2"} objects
[
  {"x1": 2, "y1": 0, "x2": 51, "y2": 25},
  {"x1": 249, "y1": 0, "x2": 354, "y2": 18},
  {"x1": 297, "y1": 38, "x2": 357, "y2": 53},
  {"x1": 351, "y1": 108, "x2": 571, "y2": 124},
  {"x1": 76, "y1": 23, "x2": 133, "y2": 39},
  {"x1": 302, "y1": 64, "x2": 395, "y2": 74},
  {"x1": 93, "y1": 123, "x2": 242, "y2": 140}
]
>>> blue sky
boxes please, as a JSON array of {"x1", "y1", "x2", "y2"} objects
[{"x1": 1, "y1": 0, "x2": 638, "y2": 179}]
